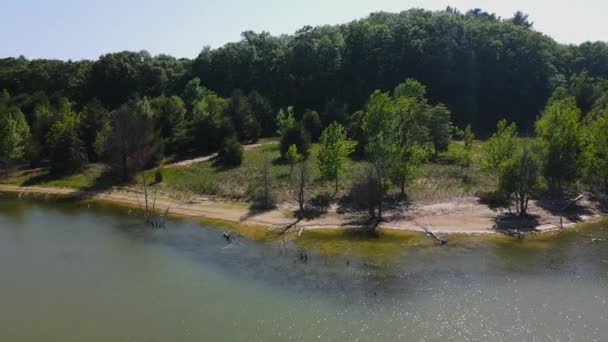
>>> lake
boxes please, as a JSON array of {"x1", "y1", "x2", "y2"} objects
[{"x1": 0, "y1": 195, "x2": 607, "y2": 341}]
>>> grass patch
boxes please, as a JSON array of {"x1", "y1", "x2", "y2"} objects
[
  {"x1": 0, "y1": 164, "x2": 111, "y2": 190},
  {"x1": 154, "y1": 142, "x2": 369, "y2": 202},
  {"x1": 409, "y1": 140, "x2": 495, "y2": 201},
  {"x1": 2, "y1": 140, "x2": 497, "y2": 205},
  {"x1": 294, "y1": 228, "x2": 434, "y2": 259}
]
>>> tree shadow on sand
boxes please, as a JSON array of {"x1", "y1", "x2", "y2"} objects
[
  {"x1": 21, "y1": 166, "x2": 121, "y2": 192},
  {"x1": 535, "y1": 193, "x2": 606, "y2": 223},
  {"x1": 493, "y1": 213, "x2": 541, "y2": 233}
]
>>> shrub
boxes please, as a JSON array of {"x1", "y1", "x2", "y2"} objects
[
  {"x1": 280, "y1": 125, "x2": 311, "y2": 160},
  {"x1": 217, "y1": 136, "x2": 243, "y2": 168},
  {"x1": 154, "y1": 169, "x2": 163, "y2": 184},
  {"x1": 302, "y1": 109, "x2": 322, "y2": 141}
]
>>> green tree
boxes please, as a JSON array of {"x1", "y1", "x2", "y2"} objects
[
  {"x1": 189, "y1": 92, "x2": 231, "y2": 153},
  {"x1": 302, "y1": 109, "x2": 322, "y2": 141},
  {"x1": 425, "y1": 104, "x2": 453, "y2": 152},
  {"x1": 248, "y1": 90, "x2": 274, "y2": 137},
  {"x1": 347, "y1": 110, "x2": 368, "y2": 157},
  {"x1": 182, "y1": 77, "x2": 207, "y2": 111},
  {"x1": 582, "y1": 109, "x2": 608, "y2": 193},
  {"x1": 285, "y1": 144, "x2": 303, "y2": 176},
  {"x1": 47, "y1": 113, "x2": 87, "y2": 174},
  {"x1": 392, "y1": 96, "x2": 429, "y2": 197},
  {"x1": 392, "y1": 80, "x2": 453, "y2": 153},
  {"x1": 362, "y1": 91, "x2": 397, "y2": 219},
  {"x1": 482, "y1": 119, "x2": 518, "y2": 174},
  {"x1": 509, "y1": 11, "x2": 533, "y2": 29},
  {"x1": 275, "y1": 106, "x2": 295, "y2": 135},
  {"x1": 498, "y1": 141, "x2": 540, "y2": 217},
  {"x1": 150, "y1": 95, "x2": 187, "y2": 154},
  {"x1": 393, "y1": 78, "x2": 427, "y2": 101},
  {"x1": 226, "y1": 89, "x2": 260, "y2": 142},
  {"x1": 280, "y1": 124, "x2": 311, "y2": 159},
  {"x1": 217, "y1": 135, "x2": 243, "y2": 168},
  {"x1": 0, "y1": 106, "x2": 30, "y2": 167},
  {"x1": 363, "y1": 91, "x2": 397, "y2": 139},
  {"x1": 317, "y1": 123, "x2": 356, "y2": 194},
  {"x1": 365, "y1": 133, "x2": 394, "y2": 220},
  {"x1": 80, "y1": 99, "x2": 111, "y2": 162},
  {"x1": 535, "y1": 97, "x2": 582, "y2": 194},
  {"x1": 392, "y1": 145, "x2": 426, "y2": 198},
  {"x1": 482, "y1": 119, "x2": 519, "y2": 205}
]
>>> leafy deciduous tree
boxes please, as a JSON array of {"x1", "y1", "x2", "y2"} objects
[
  {"x1": 275, "y1": 106, "x2": 295, "y2": 136},
  {"x1": 302, "y1": 109, "x2": 322, "y2": 141},
  {"x1": 535, "y1": 97, "x2": 582, "y2": 194},
  {"x1": 47, "y1": 113, "x2": 87, "y2": 174},
  {"x1": 80, "y1": 99, "x2": 111, "y2": 162},
  {"x1": 0, "y1": 105, "x2": 30, "y2": 167},
  {"x1": 582, "y1": 109, "x2": 608, "y2": 193},
  {"x1": 317, "y1": 122, "x2": 356, "y2": 194},
  {"x1": 280, "y1": 124, "x2": 311, "y2": 159}
]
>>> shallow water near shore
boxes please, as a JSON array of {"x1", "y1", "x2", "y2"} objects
[{"x1": 1, "y1": 195, "x2": 607, "y2": 341}]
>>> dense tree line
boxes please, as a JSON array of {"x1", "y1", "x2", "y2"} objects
[{"x1": 2, "y1": 8, "x2": 608, "y2": 136}]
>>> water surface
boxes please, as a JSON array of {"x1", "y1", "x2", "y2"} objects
[{"x1": 0, "y1": 196, "x2": 607, "y2": 341}]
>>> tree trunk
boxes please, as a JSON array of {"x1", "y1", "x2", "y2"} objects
[
  {"x1": 519, "y1": 192, "x2": 526, "y2": 218},
  {"x1": 298, "y1": 178, "x2": 305, "y2": 216},
  {"x1": 377, "y1": 191, "x2": 383, "y2": 221},
  {"x1": 400, "y1": 177, "x2": 405, "y2": 199},
  {"x1": 334, "y1": 176, "x2": 339, "y2": 197},
  {"x1": 122, "y1": 151, "x2": 128, "y2": 182}
]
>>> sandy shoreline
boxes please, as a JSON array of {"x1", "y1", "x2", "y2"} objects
[{"x1": 0, "y1": 184, "x2": 604, "y2": 235}]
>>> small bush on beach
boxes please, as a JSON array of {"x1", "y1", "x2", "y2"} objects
[{"x1": 217, "y1": 136, "x2": 243, "y2": 168}]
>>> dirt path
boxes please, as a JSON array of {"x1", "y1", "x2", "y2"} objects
[
  {"x1": 164, "y1": 142, "x2": 275, "y2": 168},
  {"x1": 1, "y1": 184, "x2": 604, "y2": 235}
]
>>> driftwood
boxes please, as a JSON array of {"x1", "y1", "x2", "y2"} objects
[
  {"x1": 421, "y1": 225, "x2": 447, "y2": 245},
  {"x1": 503, "y1": 229, "x2": 525, "y2": 239},
  {"x1": 560, "y1": 194, "x2": 584, "y2": 212},
  {"x1": 558, "y1": 194, "x2": 584, "y2": 228}
]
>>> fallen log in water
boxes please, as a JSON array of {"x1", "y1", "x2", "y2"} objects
[
  {"x1": 421, "y1": 226, "x2": 447, "y2": 245},
  {"x1": 503, "y1": 229, "x2": 525, "y2": 239}
]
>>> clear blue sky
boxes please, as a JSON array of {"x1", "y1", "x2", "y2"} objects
[{"x1": 1, "y1": 0, "x2": 607, "y2": 60}]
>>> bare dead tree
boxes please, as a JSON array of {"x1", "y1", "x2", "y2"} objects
[
  {"x1": 290, "y1": 160, "x2": 310, "y2": 218},
  {"x1": 135, "y1": 171, "x2": 199, "y2": 228},
  {"x1": 253, "y1": 159, "x2": 276, "y2": 210}
]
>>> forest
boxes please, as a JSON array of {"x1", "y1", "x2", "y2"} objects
[{"x1": 2, "y1": 8, "x2": 608, "y2": 218}]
